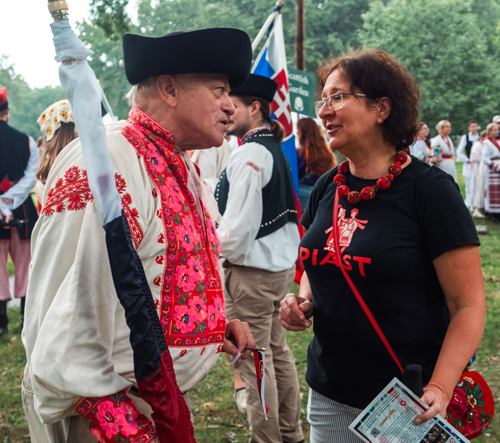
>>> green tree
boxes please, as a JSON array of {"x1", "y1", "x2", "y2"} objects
[
  {"x1": 0, "y1": 57, "x2": 65, "y2": 137},
  {"x1": 78, "y1": 0, "x2": 371, "y2": 115},
  {"x1": 360, "y1": 0, "x2": 500, "y2": 135}
]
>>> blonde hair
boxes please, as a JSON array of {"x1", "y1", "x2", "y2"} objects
[
  {"x1": 486, "y1": 123, "x2": 497, "y2": 135},
  {"x1": 435, "y1": 120, "x2": 450, "y2": 132}
]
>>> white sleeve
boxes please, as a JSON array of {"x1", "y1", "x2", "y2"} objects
[
  {"x1": 456, "y1": 135, "x2": 468, "y2": 162},
  {"x1": 2, "y1": 136, "x2": 39, "y2": 210},
  {"x1": 482, "y1": 143, "x2": 493, "y2": 166},
  {"x1": 220, "y1": 143, "x2": 273, "y2": 264},
  {"x1": 470, "y1": 141, "x2": 482, "y2": 163}
]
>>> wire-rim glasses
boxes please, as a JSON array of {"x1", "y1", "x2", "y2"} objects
[{"x1": 314, "y1": 92, "x2": 366, "y2": 117}]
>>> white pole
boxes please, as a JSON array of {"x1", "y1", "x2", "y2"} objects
[
  {"x1": 98, "y1": 80, "x2": 116, "y2": 120},
  {"x1": 252, "y1": 11, "x2": 278, "y2": 52}
]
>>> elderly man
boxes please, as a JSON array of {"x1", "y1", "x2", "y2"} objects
[
  {"x1": 22, "y1": 28, "x2": 254, "y2": 443},
  {"x1": 0, "y1": 87, "x2": 39, "y2": 335}
]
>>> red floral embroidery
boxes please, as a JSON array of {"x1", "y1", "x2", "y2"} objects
[
  {"x1": 41, "y1": 167, "x2": 143, "y2": 249},
  {"x1": 75, "y1": 390, "x2": 156, "y2": 443},
  {"x1": 122, "y1": 107, "x2": 225, "y2": 347}
]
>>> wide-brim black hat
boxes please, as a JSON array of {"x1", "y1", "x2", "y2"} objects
[
  {"x1": 123, "y1": 28, "x2": 252, "y2": 88},
  {"x1": 229, "y1": 73, "x2": 278, "y2": 103}
]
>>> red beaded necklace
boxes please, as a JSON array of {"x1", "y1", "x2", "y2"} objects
[{"x1": 334, "y1": 150, "x2": 409, "y2": 204}]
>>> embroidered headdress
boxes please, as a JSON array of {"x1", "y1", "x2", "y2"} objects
[{"x1": 37, "y1": 99, "x2": 74, "y2": 141}]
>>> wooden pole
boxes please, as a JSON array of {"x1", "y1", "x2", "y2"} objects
[{"x1": 295, "y1": 0, "x2": 305, "y2": 71}]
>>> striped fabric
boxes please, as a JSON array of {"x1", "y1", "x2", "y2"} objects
[{"x1": 307, "y1": 388, "x2": 362, "y2": 443}]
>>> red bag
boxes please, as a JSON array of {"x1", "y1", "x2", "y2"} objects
[{"x1": 331, "y1": 189, "x2": 495, "y2": 439}]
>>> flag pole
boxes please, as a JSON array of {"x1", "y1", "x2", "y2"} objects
[
  {"x1": 98, "y1": 80, "x2": 116, "y2": 120},
  {"x1": 251, "y1": 1, "x2": 283, "y2": 52}
]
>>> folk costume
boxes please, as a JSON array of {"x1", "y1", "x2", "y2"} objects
[
  {"x1": 0, "y1": 87, "x2": 39, "y2": 334},
  {"x1": 216, "y1": 74, "x2": 304, "y2": 443},
  {"x1": 457, "y1": 131, "x2": 480, "y2": 210},
  {"x1": 191, "y1": 138, "x2": 233, "y2": 192},
  {"x1": 471, "y1": 138, "x2": 486, "y2": 212},
  {"x1": 22, "y1": 20, "x2": 252, "y2": 443},
  {"x1": 482, "y1": 137, "x2": 500, "y2": 214},
  {"x1": 410, "y1": 136, "x2": 432, "y2": 164},
  {"x1": 431, "y1": 134, "x2": 458, "y2": 182},
  {"x1": 34, "y1": 100, "x2": 75, "y2": 211}
]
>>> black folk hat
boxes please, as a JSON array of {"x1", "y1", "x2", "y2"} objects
[
  {"x1": 123, "y1": 28, "x2": 252, "y2": 88},
  {"x1": 229, "y1": 73, "x2": 277, "y2": 103}
]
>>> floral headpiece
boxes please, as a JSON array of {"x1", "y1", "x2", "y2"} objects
[{"x1": 37, "y1": 99, "x2": 74, "y2": 141}]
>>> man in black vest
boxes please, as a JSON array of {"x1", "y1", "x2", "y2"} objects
[
  {"x1": 0, "y1": 87, "x2": 39, "y2": 335},
  {"x1": 215, "y1": 74, "x2": 304, "y2": 443}
]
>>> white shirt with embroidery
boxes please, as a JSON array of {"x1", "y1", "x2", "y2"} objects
[
  {"x1": 431, "y1": 135, "x2": 458, "y2": 182},
  {"x1": 220, "y1": 141, "x2": 300, "y2": 272},
  {"x1": 22, "y1": 122, "x2": 221, "y2": 423}
]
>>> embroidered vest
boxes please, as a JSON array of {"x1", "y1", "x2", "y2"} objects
[
  {"x1": 0, "y1": 121, "x2": 38, "y2": 240},
  {"x1": 215, "y1": 129, "x2": 298, "y2": 239},
  {"x1": 121, "y1": 108, "x2": 225, "y2": 347}
]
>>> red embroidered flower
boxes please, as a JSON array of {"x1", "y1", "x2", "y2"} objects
[
  {"x1": 64, "y1": 166, "x2": 81, "y2": 182},
  {"x1": 207, "y1": 305, "x2": 218, "y2": 330},
  {"x1": 96, "y1": 401, "x2": 121, "y2": 439},
  {"x1": 188, "y1": 295, "x2": 207, "y2": 323},
  {"x1": 448, "y1": 387, "x2": 468, "y2": 418},
  {"x1": 187, "y1": 256, "x2": 205, "y2": 281},
  {"x1": 119, "y1": 403, "x2": 140, "y2": 437},
  {"x1": 214, "y1": 295, "x2": 225, "y2": 321},
  {"x1": 176, "y1": 264, "x2": 197, "y2": 292},
  {"x1": 174, "y1": 304, "x2": 196, "y2": 334}
]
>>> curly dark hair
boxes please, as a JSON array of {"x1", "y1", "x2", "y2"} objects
[{"x1": 316, "y1": 49, "x2": 420, "y2": 150}]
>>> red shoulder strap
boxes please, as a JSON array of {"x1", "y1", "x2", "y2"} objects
[{"x1": 332, "y1": 190, "x2": 404, "y2": 374}]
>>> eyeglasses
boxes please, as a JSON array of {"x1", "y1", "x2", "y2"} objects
[{"x1": 314, "y1": 92, "x2": 366, "y2": 117}]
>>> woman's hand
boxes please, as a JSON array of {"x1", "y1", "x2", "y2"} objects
[
  {"x1": 415, "y1": 384, "x2": 449, "y2": 425},
  {"x1": 279, "y1": 293, "x2": 313, "y2": 331}
]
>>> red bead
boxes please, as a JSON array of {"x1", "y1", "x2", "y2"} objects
[
  {"x1": 334, "y1": 174, "x2": 346, "y2": 185},
  {"x1": 396, "y1": 152, "x2": 407, "y2": 163},
  {"x1": 360, "y1": 186, "x2": 373, "y2": 201},
  {"x1": 388, "y1": 174, "x2": 394, "y2": 182},
  {"x1": 338, "y1": 161, "x2": 349, "y2": 174},
  {"x1": 337, "y1": 184, "x2": 349, "y2": 197},
  {"x1": 377, "y1": 177, "x2": 391, "y2": 190},
  {"x1": 347, "y1": 191, "x2": 360, "y2": 204}
]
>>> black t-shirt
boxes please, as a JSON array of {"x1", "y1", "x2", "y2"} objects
[{"x1": 300, "y1": 157, "x2": 480, "y2": 409}]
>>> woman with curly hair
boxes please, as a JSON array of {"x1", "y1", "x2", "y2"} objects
[
  {"x1": 296, "y1": 117, "x2": 336, "y2": 210},
  {"x1": 279, "y1": 49, "x2": 484, "y2": 442}
]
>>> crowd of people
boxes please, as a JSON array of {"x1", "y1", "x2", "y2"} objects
[
  {"x1": 409, "y1": 117, "x2": 500, "y2": 221},
  {"x1": 0, "y1": 13, "x2": 492, "y2": 443}
]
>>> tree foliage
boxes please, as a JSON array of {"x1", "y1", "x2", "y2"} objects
[
  {"x1": 78, "y1": 0, "x2": 370, "y2": 119},
  {"x1": 0, "y1": 57, "x2": 65, "y2": 137},
  {"x1": 360, "y1": 0, "x2": 500, "y2": 135}
]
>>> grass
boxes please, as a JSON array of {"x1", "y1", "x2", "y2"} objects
[{"x1": 2, "y1": 166, "x2": 499, "y2": 442}]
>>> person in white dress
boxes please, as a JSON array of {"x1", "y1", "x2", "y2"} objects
[
  {"x1": 470, "y1": 131, "x2": 487, "y2": 217},
  {"x1": 431, "y1": 120, "x2": 458, "y2": 182},
  {"x1": 410, "y1": 121, "x2": 433, "y2": 163},
  {"x1": 482, "y1": 123, "x2": 500, "y2": 219},
  {"x1": 456, "y1": 121, "x2": 480, "y2": 210}
]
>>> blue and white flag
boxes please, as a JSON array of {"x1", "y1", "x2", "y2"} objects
[{"x1": 253, "y1": 13, "x2": 299, "y2": 193}]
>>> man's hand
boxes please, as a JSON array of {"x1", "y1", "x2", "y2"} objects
[
  {"x1": 279, "y1": 293, "x2": 313, "y2": 331},
  {"x1": 223, "y1": 319, "x2": 256, "y2": 363},
  {"x1": 0, "y1": 210, "x2": 13, "y2": 226}
]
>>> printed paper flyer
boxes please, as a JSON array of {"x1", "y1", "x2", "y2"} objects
[{"x1": 349, "y1": 378, "x2": 469, "y2": 443}]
